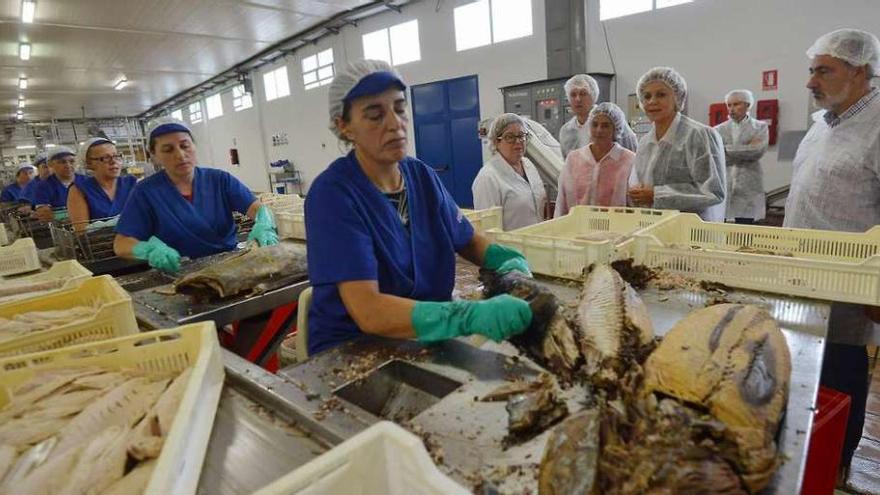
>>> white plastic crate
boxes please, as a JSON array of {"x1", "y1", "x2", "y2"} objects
[
  {"x1": 487, "y1": 206, "x2": 679, "y2": 280},
  {"x1": 277, "y1": 210, "x2": 307, "y2": 240},
  {"x1": 0, "y1": 237, "x2": 40, "y2": 276},
  {"x1": 254, "y1": 421, "x2": 469, "y2": 495},
  {"x1": 0, "y1": 259, "x2": 93, "y2": 305},
  {"x1": 461, "y1": 206, "x2": 503, "y2": 233},
  {"x1": 0, "y1": 275, "x2": 138, "y2": 357},
  {"x1": 630, "y1": 213, "x2": 880, "y2": 305},
  {"x1": 0, "y1": 322, "x2": 224, "y2": 495},
  {"x1": 260, "y1": 192, "x2": 304, "y2": 214}
]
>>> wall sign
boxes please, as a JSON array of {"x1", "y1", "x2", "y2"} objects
[{"x1": 763, "y1": 70, "x2": 778, "y2": 91}]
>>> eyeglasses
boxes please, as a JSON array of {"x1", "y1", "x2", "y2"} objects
[
  {"x1": 498, "y1": 133, "x2": 530, "y2": 144},
  {"x1": 89, "y1": 154, "x2": 124, "y2": 164}
]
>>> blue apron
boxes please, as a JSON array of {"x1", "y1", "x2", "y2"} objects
[
  {"x1": 115, "y1": 167, "x2": 255, "y2": 258},
  {"x1": 305, "y1": 151, "x2": 474, "y2": 354},
  {"x1": 77, "y1": 175, "x2": 137, "y2": 219}
]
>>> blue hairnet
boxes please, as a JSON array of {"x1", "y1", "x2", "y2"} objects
[{"x1": 328, "y1": 59, "x2": 407, "y2": 140}]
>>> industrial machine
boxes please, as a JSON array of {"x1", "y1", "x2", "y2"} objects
[{"x1": 499, "y1": 74, "x2": 614, "y2": 138}]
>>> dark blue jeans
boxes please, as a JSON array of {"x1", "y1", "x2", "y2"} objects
[{"x1": 820, "y1": 342, "x2": 869, "y2": 468}]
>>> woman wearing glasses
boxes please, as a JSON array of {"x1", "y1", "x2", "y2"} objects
[
  {"x1": 67, "y1": 137, "x2": 137, "y2": 232},
  {"x1": 472, "y1": 113, "x2": 546, "y2": 230}
]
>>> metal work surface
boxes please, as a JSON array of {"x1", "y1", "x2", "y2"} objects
[
  {"x1": 199, "y1": 351, "x2": 339, "y2": 494},
  {"x1": 276, "y1": 279, "x2": 830, "y2": 494},
  {"x1": 117, "y1": 245, "x2": 310, "y2": 328}
]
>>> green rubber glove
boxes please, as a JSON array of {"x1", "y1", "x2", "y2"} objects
[
  {"x1": 483, "y1": 244, "x2": 532, "y2": 277},
  {"x1": 132, "y1": 236, "x2": 182, "y2": 273},
  {"x1": 247, "y1": 205, "x2": 279, "y2": 246},
  {"x1": 412, "y1": 295, "x2": 532, "y2": 343},
  {"x1": 53, "y1": 209, "x2": 69, "y2": 221}
]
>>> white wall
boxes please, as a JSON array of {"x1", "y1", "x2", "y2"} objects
[
  {"x1": 584, "y1": 0, "x2": 880, "y2": 192},
  {"x1": 183, "y1": 0, "x2": 547, "y2": 194}
]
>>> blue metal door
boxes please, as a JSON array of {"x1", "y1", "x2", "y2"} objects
[{"x1": 411, "y1": 75, "x2": 482, "y2": 208}]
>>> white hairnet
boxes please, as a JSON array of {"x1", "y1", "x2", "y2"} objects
[
  {"x1": 145, "y1": 117, "x2": 193, "y2": 151},
  {"x1": 487, "y1": 113, "x2": 527, "y2": 153},
  {"x1": 78, "y1": 137, "x2": 114, "y2": 167},
  {"x1": 807, "y1": 28, "x2": 880, "y2": 77},
  {"x1": 587, "y1": 102, "x2": 628, "y2": 142},
  {"x1": 724, "y1": 89, "x2": 755, "y2": 107},
  {"x1": 563, "y1": 74, "x2": 599, "y2": 102},
  {"x1": 637, "y1": 66, "x2": 688, "y2": 111},
  {"x1": 33, "y1": 152, "x2": 47, "y2": 167},
  {"x1": 47, "y1": 146, "x2": 76, "y2": 163},
  {"x1": 16, "y1": 163, "x2": 35, "y2": 176},
  {"x1": 327, "y1": 59, "x2": 405, "y2": 140}
]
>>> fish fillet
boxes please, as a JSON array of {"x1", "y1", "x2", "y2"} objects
[
  {"x1": 50, "y1": 377, "x2": 169, "y2": 460},
  {"x1": 0, "y1": 416, "x2": 69, "y2": 452},
  {"x1": 16, "y1": 443, "x2": 84, "y2": 495},
  {"x1": 578, "y1": 264, "x2": 654, "y2": 379},
  {"x1": 102, "y1": 460, "x2": 156, "y2": 495},
  {"x1": 127, "y1": 368, "x2": 191, "y2": 460},
  {"x1": 0, "y1": 444, "x2": 17, "y2": 484},
  {"x1": 61, "y1": 426, "x2": 129, "y2": 495},
  {"x1": 0, "y1": 306, "x2": 95, "y2": 338}
]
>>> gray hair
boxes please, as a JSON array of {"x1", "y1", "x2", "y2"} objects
[
  {"x1": 563, "y1": 74, "x2": 599, "y2": 102},
  {"x1": 487, "y1": 113, "x2": 527, "y2": 154},
  {"x1": 724, "y1": 89, "x2": 755, "y2": 108}
]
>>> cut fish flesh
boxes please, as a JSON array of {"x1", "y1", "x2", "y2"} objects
[
  {"x1": 102, "y1": 459, "x2": 156, "y2": 495},
  {"x1": 644, "y1": 304, "x2": 791, "y2": 493},
  {"x1": 578, "y1": 264, "x2": 654, "y2": 383},
  {"x1": 538, "y1": 409, "x2": 600, "y2": 495}
]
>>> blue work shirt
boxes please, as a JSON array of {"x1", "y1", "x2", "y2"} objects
[
  {"x1": 116, "y1": 167, "x2": 256, "y2": 259},
  {"x1": 0, "y1": 183, "x2": 24, "y2": 203},
  {"x1": 34, "y1": 174, "x2": 87, "y2": 208},
  {"x1": 74, "y1": 175, "x2": 137, "y2": 219},
  {"x1": 19, "y1": 177, "x2": 41, "y2": 205},
  {"x1": 305, "y1": 151, "x2": 475, "y2": 355}
]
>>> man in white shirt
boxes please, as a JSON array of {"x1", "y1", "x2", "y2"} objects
[{"x1": 784, "y1": 28, "x2": 880, "y2": 477}]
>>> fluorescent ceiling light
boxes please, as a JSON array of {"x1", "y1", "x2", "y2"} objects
[
  {"x1": 114, "y1": 77, "x2": 128, "y2": 90},
  {"x1": 19, "y1": 43, "x2": 31, "y2": 61},
  {"x1": 19, "y1": 78, "x2": 28, "y2": 89},
  {"x1": 45, "y1": 144, "x2": 56, "y2": 148},
  {"x1": 21, "y1": 1, "x2": 35, "y2": 23},
  {"x1": 18, "y1": 99, "x2": 25, "y2": 109},
  {"x1": 16, "y1": 144, "x2": 36, "y2": 149}
]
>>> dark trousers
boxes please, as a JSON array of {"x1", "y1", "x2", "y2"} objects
[
  {"x1": 734, "y1": 217, "x2": 756, "y2": 225},
  {"x1": 820, "y1": 342, "x2": 870, "y2": 467}
]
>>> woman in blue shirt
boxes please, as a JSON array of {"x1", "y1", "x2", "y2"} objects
[
  {"x1": 67, "y1": 137, "x2": 137, "y2": 232},
  {"x1": 0, "y1": 164, "x2": 35, "y2": 202},
  {"x1": 305, "y1": 60, "x2": 533, "y2": 355},
  {"x1": 113, "y1": 119, "x2": 278, "y2": 272}
]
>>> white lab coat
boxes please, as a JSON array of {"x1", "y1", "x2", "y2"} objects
[
  {"x1": 784, "y1": 89, "x2": 880, "y2": 345},
  {"x1": 715, "y1": 116, "x2": 769, "y2": 220},
  {"x1": 472, "y1": 153, "x2": 546, "y2": 231},
  {"x1": 558, "y1": 115, "x2": 638, "y2": 159},
  {"x1": 631, "y1": 113, "x2": 727, "y2": 221}
]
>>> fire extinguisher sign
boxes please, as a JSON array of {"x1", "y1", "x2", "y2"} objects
[{"x1": 763, "y1": 70, "x2": 778, "y2": 91}]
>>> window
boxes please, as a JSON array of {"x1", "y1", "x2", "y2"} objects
[
  {"x1": 362, "y1": 20, "x2": 421, "y2": 66},
  {"x1": 170, "y1": 109, "x2": 183, "y2": 121},
  {"x1": 302, "y1": 48, "x2": 335, "y2": 90},
  {"x1": 600, "y1": 0, "x2": 691, "y2": 20},
  {"x1": 188, "y1": 102, "x2": 203, "y2": 124},
  {"x1": 232, "y1": 85, "x2": 253, "y2": 111},
  {"x1": 263, "y1": 66, "x2": 290, "y2": 101},
  {"x1": 454, "y1": 0, "x2": 533, "y2": 52},
  {"x1": 206, "y1": 93, "x2": 223, "y2": 120}
]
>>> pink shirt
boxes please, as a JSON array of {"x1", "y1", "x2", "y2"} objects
[{"x1": 554, "y1": 143, "x2": 635, "y2": 217}]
